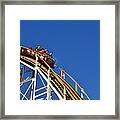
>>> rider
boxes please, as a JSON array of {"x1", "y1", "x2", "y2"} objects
[
  {"x1": 35, "y1": 45, "x2": 42, "y2": 51},
  {"x1": 49, "y1": 52, "x2": 53, "y2": 58}
]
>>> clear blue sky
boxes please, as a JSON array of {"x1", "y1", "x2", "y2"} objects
[{"x1": 20, "y1": 20, "x2": 100, "y2": 100}]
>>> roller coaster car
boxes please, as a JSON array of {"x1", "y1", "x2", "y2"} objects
[{"x1": 20, "y1": 47, "x2": 55, "y2": 68}]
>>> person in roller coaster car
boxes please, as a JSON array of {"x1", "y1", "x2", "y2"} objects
[
  {"x1": 35, "y1": 45, "x2": 55, "y2": 68},
  {"x1": 35, "y1": 45, "x2": 53, "y2": 59},
  {"x1": 35, "y1": 45, "x2": 42, "y2": 51}
]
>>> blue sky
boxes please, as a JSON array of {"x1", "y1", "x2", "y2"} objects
[{"x1": 20, "y1": 20, "x2": 100, "y2": 100}]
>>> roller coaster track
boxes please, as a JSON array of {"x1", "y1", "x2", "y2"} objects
[{"x1": 20, "y1": 46, "x2": 90, "y2": 100}]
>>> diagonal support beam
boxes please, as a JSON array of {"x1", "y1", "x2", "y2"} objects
[{"x1": 20, "y1": 60, "x2": 35, "y2": 70}]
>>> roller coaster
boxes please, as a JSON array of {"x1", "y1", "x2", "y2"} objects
[{"x1": 20, "y1": 46, "x2": 90, "y2": 100}]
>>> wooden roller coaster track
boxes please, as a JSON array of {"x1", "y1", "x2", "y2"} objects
[{"x1": 20, "y1": 46, "x2": 90, "y2": 100}]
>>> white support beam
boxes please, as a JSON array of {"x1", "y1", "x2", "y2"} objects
[
  {"x1": 20, "y1": 77, "x2": 32, "y2": 86},
  {"x1": 33, "y1": 55, "x2": 38, "y2": 100},
  {"x1": 35, "y1": 91, "x2": 47, "y2": 99},
  {"x1": 35, "y1": 86, "x2": 47, "y2": 92},
  {"x1": 47, "y1": 68, "x2": 51, "y2": 100},
  {"x1": 38, "y1": 73, "x2": 46, "y2": 87},
  {"x1": 20, "y1": 60, "x2": 35, "y2": 70}
]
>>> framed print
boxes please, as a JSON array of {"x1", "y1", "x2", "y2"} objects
[{"x1": 0, "y1": 0, "x2": 119, "y2": 119}]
